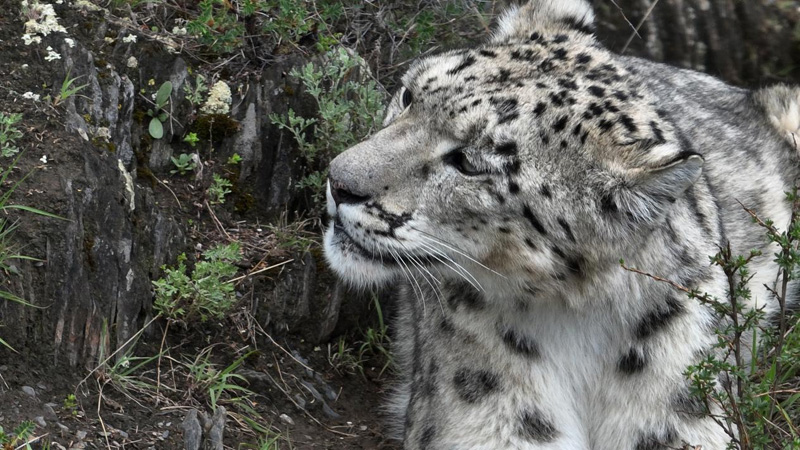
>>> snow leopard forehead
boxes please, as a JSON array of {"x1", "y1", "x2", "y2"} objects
[{"x1": 390, "y1": 33, "x2": 673, "y2": 173}]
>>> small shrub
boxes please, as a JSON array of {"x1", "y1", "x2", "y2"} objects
[
  {"x1": 152, "y1": 242, "x2": 241, "y2": 322},
  {"x1": 0, "y1": 112, "x2": 23, "y2": 158},
  {"x1": 269, "y1": 47, "x2": 386, "y2": 210},
  {"x1": 170, "y1": 153, "x2": 197, "y2": 175},
  {"x1": 207, "y1": 174, "x2": 232, "y2": 205},
  {"x1": 147, "y1": 81, "x2": 173, "y2": 139}
]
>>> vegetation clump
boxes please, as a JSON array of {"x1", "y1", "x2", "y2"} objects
[{"x1": 153, "y1": 242, "x2": 241, "y2": 323}]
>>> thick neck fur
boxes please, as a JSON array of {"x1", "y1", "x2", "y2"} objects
[{"x1": 393, "y1": 201, "x2": 729, "y2": 449}]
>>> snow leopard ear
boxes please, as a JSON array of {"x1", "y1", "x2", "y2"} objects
[
  {"x1": 492, "y1": 0, "x2": 596, "y2": 44},
  {"x1": 607, "y1": 152, "x2": 704, "y2": 224}
]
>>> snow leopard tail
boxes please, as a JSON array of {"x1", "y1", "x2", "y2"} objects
[{"x1": 755, "y1": 85, "x2": 800, "y2": 151}]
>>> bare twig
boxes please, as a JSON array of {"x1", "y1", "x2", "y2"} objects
[{"x1": 621, "y1": 0, "x2": 661, "y2": 54}]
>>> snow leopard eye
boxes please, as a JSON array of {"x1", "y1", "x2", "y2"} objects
[
  {"x1": 443, "y1": 148, "x2": 482, "y2": 176},
  {"x1": 401, "y1": 88, "x2": 413, "y2": 109}
]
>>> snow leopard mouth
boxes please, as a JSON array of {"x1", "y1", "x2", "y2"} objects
[{"x1": 330, "y1": 218, "x2": 436, "y2": 267}]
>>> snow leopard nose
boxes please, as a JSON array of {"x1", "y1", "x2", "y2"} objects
[{"x1": 329, "y1": 178, "x2": 371, "y2": 207}]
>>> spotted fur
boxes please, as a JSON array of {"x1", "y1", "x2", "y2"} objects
[{"x1": 323, "y1": 0, "x2": 800, "y2": 448}]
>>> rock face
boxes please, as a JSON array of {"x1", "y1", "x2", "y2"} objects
[{"x1": 0, "y1": 20, "x2": 353, "y2": 367}]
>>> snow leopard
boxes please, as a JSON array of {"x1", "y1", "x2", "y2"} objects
[{"x1": 323, "y1": 0, "x2": 800, "y2": 448}]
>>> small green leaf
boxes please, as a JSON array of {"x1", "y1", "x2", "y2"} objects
[
  {"x1": 158, "y1": 112, "x2": 168, "y2": 122},
  {"x1": 155, "y1": 81, "x2": 173, "y2": 108},
  {"x1": 149, "y1": 117, "x2": 164, "y2": 139}
]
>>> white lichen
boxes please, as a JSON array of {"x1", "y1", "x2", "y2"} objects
[
  {"x1": 44, "y1": 46, "x2": 61, "y2": 61},
  {"x1": 21, "y1": 33, "x2": 42, "y2": 45},
  {"x1": 122, "y1": 34, "x2": 137, "y2": 44},
  {"x1": 171, "y1": 26, "x2": 187, "y2": 36},
  {"x1": 21, "y1": 1, "x2": 66, "y2": 37},
  {"x1": 126, "y1": 56, "x2": 138, "y2": 68},
  {"x1": 201, "y1": 80, "x2": 232, "y2": 115},
  {"x1": 22, "y1": 91, "x2": 40, "y2": 101},
  {"x1": 64, "y1": 37, "x2": 74, "y2": 48},
  {"x1": 40, "y1": 155, "x2": 48, "y2": 164}
]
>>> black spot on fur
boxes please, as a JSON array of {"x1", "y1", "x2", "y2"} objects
[
  {"x1": 533, "y1": 102, "x2": 548, "y2": 117},
  {"x1": 529, "y1": 32, "x2": 541, "y2": 41},
  {"x1": 588, "y1": 85, "x2": 605, "y2": 97},
  {"x1": 580, "y1": 131, "x2": 589, "y2": 144},
  {"x1": 504, "y1": 159, "x2": 521, "y2": 175},
  {"x1": 603, "y1": 100, "x2": 619, "y2": 113},
  {"x1": 576, "y1": 53, "x2": 592, "y2": 64},
  {"x1": 552, "y1": 48, "x2": 568, "y2": 60},
  {"x1": 650, "y1": 121, "x2": 666, "y2": 143},
  {"x1": 478, "y1": 49, "x2": 497, "y2": 58},
  {"x1": 517, "y1": 408, "x2": 558, "y2": 442},
  {"x1": 539, "y1": 59, "x2": 555, "y2": 73},
  {"x1": 613, "y1": 90, "x2": 629, "y2": 101},
  {"x1": 498, "y1": 226, "x2": 511, "y2": 233},
  {"x1": 557, "y1": 218, "x2": 575, "y2": 242},
  {"x1": 502, "y1": 329, "x2": 541, "y2": 358},
  {"x1": 511, "y1": 48, "x2": 539, "y2": 62},
  {"x1": 588, "y1": 102, "x2": 604, "y2": 117},
  {"x1": 552, "y1": 34, "x2": 568, "y2": 44},
  {"x1": 600, "y1": 192, "x2": 617, "y2": 213},
  {"x1": 496, "y1": 141, "x2": 518, "y2": 156},
  {"x1": 551, "y1": 246, "x2": 566, "y2": 259},
  {"x1": 572, "y1": 123, "x2": 582, "y2": 137},
  {"x1": 523, "y1": 205, "x2": 547, "y2": 235},
  {"x1": 619, "y1": 348, "x2": 648, "y2": 374},
  {"x1": 561, "y1": 16, "x2": 596, "y2": 35},
  {"x1": 524, "y1": 238, "x2": 537, "y2": 250},
  {"x1": 634, "y1": 429, "x2": 678, "y2": 450},
  {"x1": 447, "y1": 55, "x2": 476, "y2": 75},
  {"x1": 550, "y1": 92, "x2": 566, "y2": 106},
  {"x1": 598, "y1": 119, "x2": 614, "y2": 133},
  {"x1": 496, "y1": 69, "x2": 512, "y2": 83},
  {"x1": 558, "y1": 78, "x2": 578, "y2": 90},
  {"x1": 453, "y1": 369, "x2": 499, "y2": 403},
  {"x1": 565, "y1": 256, "x2": 584, "y2": 276},
  {"x1": 635, "y1": 295, "x2": 685, "y2": 340},
  {"x1": 419, "y1": 425, "x2": 435, "y2": 449},
  {"x1": 539, "y1": 184, "x2": 552, "y2": 198},
  {"x1": 446, "y1": 283, "x2": 485, "y2": 311},
  {"x1": 509, "y1": 181, "x2": 520, "y2": 194},
  {"x1": 619, "y1": 114, "x2": 638, "y2": 133},
  {"x1": 491, "y1": 97, "x2": 519, "y2": 125},
  {"x1": 540, "y1": 132, "x2": 550, "y2": 145},
  {"x1": 553, "y1": 115, "x2": 569, "y2": 132}
]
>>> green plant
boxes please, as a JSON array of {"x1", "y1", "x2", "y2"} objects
[
  {"x1": 63, "y1": 393, "x2": 78, "y2": 415},
  {"x1": 53, "y1": 69, "x2": 87, "y2": 107},
  {"x1": 269, "y1": 47, "x2": 386, "y2": 210},
  {"x1": 183, "y1": 132, "x2": 200, "y2": 147},
  {"x1": 170, "y1": 153, "x2": 197, "y2": 175},
  {"x1": 208, "y1": 174, "x2": 232, "y2": 205},
  {"x1": 186, "y1": 0, "x2": 246, "y2": 54},
  {"x1": 327, "y1": 336, "x2": 362, "y2": 375},
  {"x1": 357, "y1": 294, "x2": 394, "y2": 377},
  {"x1": 147, "y1": 81, "x2": 173, "y2": 139},
  {"x1": 0, "y1": 420, "x2": 36, "y2": 450},
  {"x1": 0, "y1": 112, "x2": 23, "y2": 158},
  {"x1": 184, "y1": 74, "x2": 208, "y2": 108},
  {"x1": 227, "y1": 153, "x2": 241, "y2": 165},
  {"x1": 187, "y1": 348, "x2": 255, "y2": 411},
  {"x1": 152, "y1": 242, "x2": 240, "y2": 322},
  {"x1": 626, "y1": 190, "x2": 800, "y2": 449}
]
